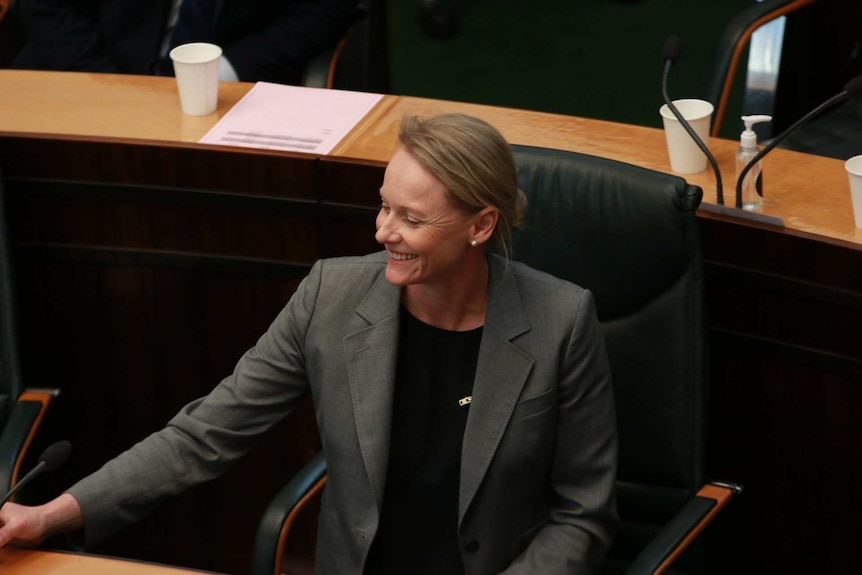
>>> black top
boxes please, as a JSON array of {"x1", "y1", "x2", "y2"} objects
[{"x1": 363, "y1": 306, "x2": 483, "y2": 575}]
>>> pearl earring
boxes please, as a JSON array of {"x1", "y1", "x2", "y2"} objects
[{"x1": 470, "y1": 240, "x2": 478, "y2": 247}]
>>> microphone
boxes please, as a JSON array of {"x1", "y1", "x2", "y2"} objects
[
  {"x1": 734, "y1": 74, "x2": 862, "y2": 208},
  {"x1": 661, "y1": 35, "x2": 725, "y2": 205},
  {"x1": 0, "y1": 441, "x2": 72, "y2": 507},
  {"x1": 661, "y1": 35, "x2": 682, "y2": 73}
]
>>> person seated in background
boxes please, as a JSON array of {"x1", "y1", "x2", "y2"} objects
[
  {"x1": 0, "y1": 113, "x2": 618, "y2": 574},
  {"x1": 9, "y1": 0, "x2": 358, "y2": 84}
]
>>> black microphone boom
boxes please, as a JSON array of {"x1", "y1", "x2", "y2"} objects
[
  {"x1": 734, "y1": 74, "x2": 862, "y2": 208},
  {"x1": 0, "y1": 440, "x2": 72, "y2": 507},
  {"x1": 661, "y1": 35, "x2": 724, "y2": 205}
]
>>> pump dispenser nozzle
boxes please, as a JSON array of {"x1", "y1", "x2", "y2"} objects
[{"x1": 740, "y1": 114, "x2": 772, "y2": 148}]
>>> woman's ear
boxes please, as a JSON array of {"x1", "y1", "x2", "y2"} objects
[{"x1": 472, "y1": 207, "x2": 499, "y2": 244}]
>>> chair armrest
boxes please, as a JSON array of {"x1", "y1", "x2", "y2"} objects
[
  {"x1": 0, "y1": 388, "x2": 59, "y2": 496},
  {"x1": 251, "y1": 451, "x2": 328, "y2": 575},
  {"x1": 625, "y1": 482, "x2": 742, "y2": 575},
  {"x1": 707, "y1": 0, "x2": 818, "y2": 137}
]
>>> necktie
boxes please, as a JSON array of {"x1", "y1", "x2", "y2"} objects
[{"x1": 160, "y1": 0, "x2": 217, "y2": 76}]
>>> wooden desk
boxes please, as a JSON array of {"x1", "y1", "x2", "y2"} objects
[
  {"x1": 3, "y1": 69, "x2": 860, "y2": 247},
  {"x1": 0, "y1": 548, "x2": 224, "y2": 575},
  {"x1": 1, "y1": 70, "x2": 860, "y2": 574},
  {"x1": 0, "y1": 70, "x2": 250, "y2": 143}
]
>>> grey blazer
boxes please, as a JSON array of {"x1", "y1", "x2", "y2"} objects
[{"x1": 68, "y1": 251, "x2": 618, "y2": 574}]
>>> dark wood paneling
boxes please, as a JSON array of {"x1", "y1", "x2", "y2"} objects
[
  {"x1": 318, "y1": 157, "x2": 384, "y2": 257},
  {"x1": 698, "y1": 213, "x2": 862, "y2": 292},
  {"x1": 699, "y1": 216, "x2": 862, "y2": 574},
  {"x1": 6, "y1": 180, "x2": 320, "y2": 264},
  {"x1": 319, "y1": 156, "x2": 386, "y2": 204},
  {"x1": 0, "y1": 137, "x2": 317, "y2": 199},
  {"x1": 706, "y1": 331, "x2": 862, "y2": 574}
]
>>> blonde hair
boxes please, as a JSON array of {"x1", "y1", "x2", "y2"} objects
[{"x1": 397, "y1": 114, "x2": 526, "y2": 259}]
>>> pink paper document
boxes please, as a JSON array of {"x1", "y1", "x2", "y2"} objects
[{"x1": 199, "y1": 82, "x2": 384, "y2": 155}]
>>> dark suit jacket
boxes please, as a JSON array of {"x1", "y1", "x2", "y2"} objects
[
  {"x1": 67, "y1": 252, "x2": 618, "y2": 574},
  {"x1": 11, "y1": 0, "x2": 357, "y2": 83}
]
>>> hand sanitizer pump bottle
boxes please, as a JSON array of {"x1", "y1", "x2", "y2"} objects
[{"x1": 736, "y1": 114, "x2": 772, "y2": 211}]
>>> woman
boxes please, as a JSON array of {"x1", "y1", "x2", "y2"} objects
[{"x1": 0, "y1": 114, "x2": 618, "y2": 573}]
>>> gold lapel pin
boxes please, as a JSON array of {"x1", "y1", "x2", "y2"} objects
[{"x1": 458, "y1": 396, "x2": 472, "y2": 407}]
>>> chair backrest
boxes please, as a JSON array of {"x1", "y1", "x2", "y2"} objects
[
  {"x1": 707, "y1": 0, "x2": 819, "y2": 138},
  {"x1": 302, "y1": 1, "x2": 390, "y2": 93},
  {"x1": 707, "y1": 0, "x2": 861, "y2": 145},
  {"x1": 510, "y1": 145, "x2": 707, "y2": 573}
]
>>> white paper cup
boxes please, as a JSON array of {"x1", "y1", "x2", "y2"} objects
[
  {"x1": 844, "y1": 155, "x2": 862, "y2": 228},
  {"x1": 170, "y1": 42, "x2": 222, "y2": 116},
  {"x1": 659, "y1": 99, "x2": 714, "y2": 174}
]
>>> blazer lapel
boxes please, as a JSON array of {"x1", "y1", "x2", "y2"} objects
[
  {"x1": 459, "y1": 256, "x2": 534, "y2": 523},
  {"x1": 343, "y1": 271, "x2": 401, "y2": 511}
]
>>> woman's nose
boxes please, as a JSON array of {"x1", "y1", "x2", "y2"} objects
[{"x1": 375, "y1": 212, "x2": 396, "y2": 244}]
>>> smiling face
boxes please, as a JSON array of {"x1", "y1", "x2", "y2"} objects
[{"x1": 375, "y1": 147, "x2": 481, "y2": 291}]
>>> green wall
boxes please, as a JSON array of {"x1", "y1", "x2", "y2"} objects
[{"x1": 388, "y1": 0, "x2": 756, "y2": 138}]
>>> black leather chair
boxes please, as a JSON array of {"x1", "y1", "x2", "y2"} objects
[
  {"x1": 303, "y1": 0, "x2": 390, "y2": 93},
  {"x1": 509, "y1": 146, "x2": 739, "y2": 574},
  {"x1": 0, "y1": 167, "x2": 58, "y2": 500},
  {"x1": 707, "y1": 0, "x2": 862, "y2": 158},
  {"x1": 251, "y1": 146, "x2": 740, "y2": 575},
  {"x1": 707, "y1": 0, "x2": 820, "y2": 138}
]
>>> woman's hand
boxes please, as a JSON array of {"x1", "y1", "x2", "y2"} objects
[{"x1": 0, "y1": 493, "x2": 83, "y2": 548}]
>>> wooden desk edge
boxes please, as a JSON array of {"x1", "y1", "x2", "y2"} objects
[{"x1": 0, "y1": 548, "x2": 228, "y2": 575}]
